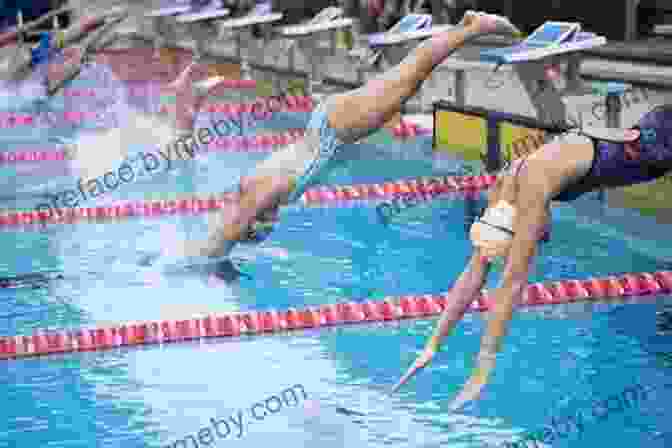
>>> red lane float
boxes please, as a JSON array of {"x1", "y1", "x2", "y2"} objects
[
  {"x1": 391, "y1": 121, "x2": 432, "y2": 139},
  {"x1": 0, "y1": 111, "x2": 112, "y2": 128},
  {"x1": 161, "y1": 95, "x2": 314, "y2": 116},
  {"x1": 0, "y1": 175, "x2": 495, "y2": 228},
  {"x1": 300, "y1": 174, "x2": 496, "y2": 205},
  {"x1": 1, "y1": 271, "x2": 670, "y2": 360},
  {"x1": 0, "y1": 129, "x2": 306, "y2": 165},
  {"x1": 61, "y1": 81, "x2": 264, "y2": 99},
  {"x1": 0, "y1": 95, "x2": 313, "y2": 130}
]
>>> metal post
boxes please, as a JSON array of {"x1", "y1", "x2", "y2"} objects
[
  {"x1": 566, "y1": 54, "x2": 582, "y2": 90},
  {"x1": 503, "y1": 0, "x2": 514, "y2": 21},
  {"x1": 598, "y1": 92, "x2": 623, "y2": 203},
  {"x1": 330, "y1": 29, "x2": 338, "y2": 56},
  {"x1": 237, "y1": 31, "x2": 251, "y2": 81},
  {"x1": 288, "y1": 41, "x2": 295, "y2": 72},
  {"x1": 605, "y1": 93, "x2": 622, "y2": 128},
  {"x1": 625, "y1": 0, "x2": 638, "y2": 41},
  {"x1": 454, "y1": 69, "x2": 466, "y2": 107}
]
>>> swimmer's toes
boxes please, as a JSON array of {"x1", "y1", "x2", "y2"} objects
[{"x1": 192, "y1": 76, "x2": 230, "y2": 97}]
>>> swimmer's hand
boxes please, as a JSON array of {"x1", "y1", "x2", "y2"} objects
[
  {"x1": 449, "y1": 352, "x2": 496, "y2": 411},
  {"x1": 390, "y1": 336, "x2": 439, "y2": 393}
]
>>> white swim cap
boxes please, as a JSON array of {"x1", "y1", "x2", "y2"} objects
[{"x1": 469, "y1": 201, "x2": 515, "y2": 258}]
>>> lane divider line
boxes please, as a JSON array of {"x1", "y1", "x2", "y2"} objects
[
  {"x1": 1, "y1": 271, "x2": 670, "y2": 360},
  {"x1": 0, "y1": 174, "x2": 495, "y2": 228}
]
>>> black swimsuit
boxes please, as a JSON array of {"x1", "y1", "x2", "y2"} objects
[{"x1": 554, "y1": 107, "x2": 672, "y2": 202}]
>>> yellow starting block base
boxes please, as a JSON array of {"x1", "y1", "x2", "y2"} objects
[{"x1": 434, "y1": 107, "x2": 487, "y2": 162}]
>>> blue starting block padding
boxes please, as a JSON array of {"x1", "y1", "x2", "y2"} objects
[
  {"x1": 480, "y1": 33, "x2": 605, "y2": 64},
  {"x1": 480, "y1": 22, "x2": 606, "y2": 65},
  {"x1": 30, "y1": 32, "x2": 54, "y2": 66},
  {"x1": 590, "y1": 81, "x2": 630, "y2": 96}
]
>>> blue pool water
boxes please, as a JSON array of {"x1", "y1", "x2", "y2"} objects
[{"x1": 1, "y1": 62, "x2": 671, "y2": 448}]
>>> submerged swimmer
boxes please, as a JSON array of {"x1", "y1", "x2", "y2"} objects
[
  {"x1": 162, "y1": 11, "x2": 522, "y2": 261},
  {"x1": 0, "y1": 271, "x2": 64, "y2": 289},
  {"x1": 391, "y1": 108, "x2": 672, "y2": 408}
]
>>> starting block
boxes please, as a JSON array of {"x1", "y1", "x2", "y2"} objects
[
  {"x1": 352, "y1": 15, "x2": 451, "y2": 113},
  {"x1": 214, "y1": 5, "x2": 283, "y2": 81},
  {"x1": 367, "y1": 14, "x2": 453, "y2": 66},
  {"x1": 277, "y1": 7, "x2": 354, "y2": 98},
  {"x1": 479, "y1": 21, "x2": 619, "y2": 127},
  {"x1": 144, "y1": 0, "x2": 224, "y2": 56},
  {"x1": 478, "y1": 21, "x2": 640, "y2": 202},
  {"x1": 175, "y1": 3, "x2": 231, "y2": 63},
  {"x1": 144, "y1": 1, "x2": 192, "y2": 53},
  {"x1": 173, "y1": 4, "x2": 282, "y2": 102}
]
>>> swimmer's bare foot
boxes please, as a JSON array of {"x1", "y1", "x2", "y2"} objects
[
  {"x1": 163, "y1": 62, "x2": 236, "y2": 131},
  {"x1": 459, "y1": 11, "x2": 521, "y2": 37}
]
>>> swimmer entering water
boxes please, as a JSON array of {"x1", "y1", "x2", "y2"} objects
[
  {"x1": 164, "y1": 11, "x2": 522, "y2": 261},
  {"x1": 0, "y1": 271, "x2": 64, "y2": 289},
  {"x1": 391, "y1": 108, "x2": 672, "y2": 408},
  {"x1": 1, "y1": 8, "x2": 128, "y2": 88}
]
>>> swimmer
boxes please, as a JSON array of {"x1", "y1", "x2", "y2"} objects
[
  {"x1": 56, "y1": 60, "x2": 234, "y2": 186},
  {"x1": 1, "y1": 8, "x2": 127, "y2": 86},
  {"x1": 391, "y1": 108, "x2": 672, "y2": 409},
  {"x1": 164, "y1": 11, "x2": 522, "y2": 261},
  {"x1": 0, "y1": 271, "x2": 64, "y2": 289}
]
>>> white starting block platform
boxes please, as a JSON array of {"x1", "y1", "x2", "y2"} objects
[
  {"x1": 278, "y1": 7, "x2": 351, "y2": 37},
  {"x1": 175, "y1": 7, "x2": 231, "y2": 23},
  {"x1": 275, "y1": 7, "x2": 354, "y2": 96},
  {"x1": 368, "y1": 24, "x2": 454, "y2": 48},
  {"x1": 477, "y1": 21, "x2": 609, "y2": 126},
  {"x1": 480, "y1": 32, "x2": 606, "y2": 64},
  {"x1": 278, "y1": 17, "x2": 354, "y2": 37},
  {"x1": 146, "y1": 4, "x2": 193, "y2": 18},
  {"x1": 359, "y1": 15, "x2": 455, "y2": 73},
  {"x1": 214, "y1": 11, "x2": 283, "y2": 81},
  {"x1": 653, "y1": 24, "x2": 672, "y2": 36},
  {"x1": 144, "y1": 1, "x2": 229, "y2": 53},
  {"x1": 215, "y1": 12, "x2": 283, "y2": 30}
]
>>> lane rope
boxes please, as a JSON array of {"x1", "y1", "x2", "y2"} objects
[
  {"x1": 1, "y1": 271, "x2": 670, "y2": 360},
  {"x1": 0, "y1": 174, "x2": 495, "y2": 228},
  {"x1": 0, "y1": 129, "x2": 307, "y2": 164},
  {"x1": 0, "y1": 95, "x2": 313, "y2": 132},
  {"x1": 391, "y1": 121, "x2": 432, "y2": 138}
]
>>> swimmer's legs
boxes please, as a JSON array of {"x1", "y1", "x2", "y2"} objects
[
  {"x1": 165, "y1": 62, "x2": 233, "y2": 133},
  {"x1": 165, "y1": 62, "x2": 205, "y2": 132},
  {"x1": 325, "y1": 11, "x2": 520, "y2": 141}
]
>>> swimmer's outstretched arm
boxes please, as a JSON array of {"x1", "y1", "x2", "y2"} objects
[
  {"x1": 449, "y1": 180, "x2": 547, "y2": 410},
  {"x1": 391, "y1": 252, "x2": 492, "y2": 392}
]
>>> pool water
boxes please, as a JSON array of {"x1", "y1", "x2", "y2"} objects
[{"x1": 1, "y1": 59, "x2": 671, "y2": 448}]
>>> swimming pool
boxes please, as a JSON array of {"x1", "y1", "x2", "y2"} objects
[{"x1": 1, "y1": 57, "x2": 671, "y2": 448}]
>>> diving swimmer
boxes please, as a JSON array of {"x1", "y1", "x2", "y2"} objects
[
  {"x1": 391, "y1": 108, "x2": 672, "y2": 409},
  {"x1": 162, "y1": 10, "x2": 523, "y2": 262}
]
